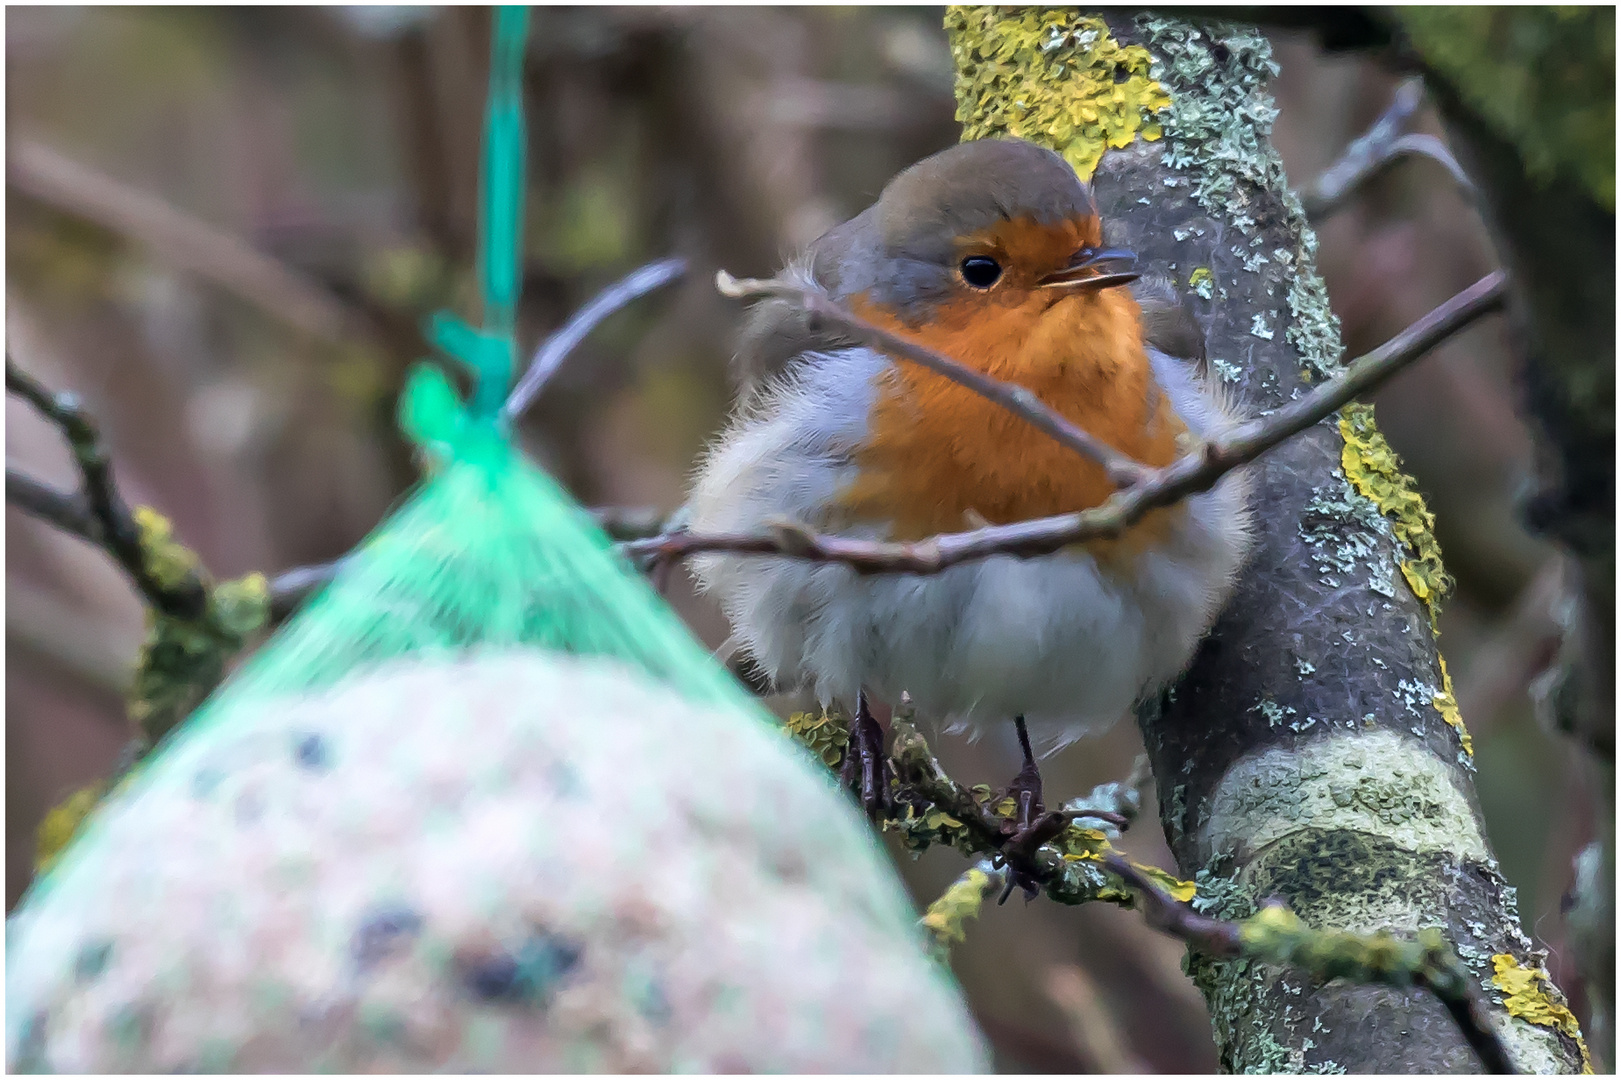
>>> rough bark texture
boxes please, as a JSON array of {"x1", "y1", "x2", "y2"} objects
[
  {"x1": 1015, "y1": 14, "x2": 1588, "y2": 1073},
  {"x1": 1386, "y1": 12, "x2": 1615, "y2": 1066}
]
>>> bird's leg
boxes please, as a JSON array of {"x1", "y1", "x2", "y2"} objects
[
  {"x1": 1008, "y1": 715, "x2": 1045, "y2": 829},
  {"x1": 996, "y1": 715, "x2": 1063, "y2": 903},
  {"x1": 839, "y1": 690, "x2": 891, "y2": 822}
]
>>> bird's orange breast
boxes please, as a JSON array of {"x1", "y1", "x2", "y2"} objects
[{"x1": 838, "y1": 287, "x2": 1187, "y2": 559}]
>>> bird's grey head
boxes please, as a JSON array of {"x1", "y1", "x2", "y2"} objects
[{"x1": 810, "y1": 138, "x2": 1100, "y2": 319}]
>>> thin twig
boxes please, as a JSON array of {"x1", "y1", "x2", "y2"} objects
[
  {"x1": 4, "y1": 373, "x2": 336, "y2": 624},
  {"x1": 504, "y1": 256, "x2": 689, "y2": 419},
  {"x1": 8, "y1": 141, "x2": 371, "y2": 343},
  {"x1": 248, "y1": 506, "x2": 673, "y2": 624},
  {"x1": 1426, "y1": 984, "x2": 1522, "y2": 1076},
  {"x1": 6, "y1": 357, "x2": 207, "y2": 621},
  {"x1": 717, "y1": 270, "x2": 1152, "y2": 486},
  {"x1": 589, "y1": 504, "x2": 669, "y2": 540},
  {"x1": 1101, "y1": 853, "x2": 1244, "y2": 956},
  {"x1": 626, "y1": 272, "x2": 1507, "y2": 574},
  {"x1": 267, "y1": 561, "x2": 343, "y2": 622},
  {"x1": 1099, "y1": 853, "x2": 1520, "y2": 1074},
  {"x1": 1304, "y1": 78, "x2": 1476, "y2": 220},
  {"x1": 5, "y1": 469, "x2": 97, "y2": 543}
]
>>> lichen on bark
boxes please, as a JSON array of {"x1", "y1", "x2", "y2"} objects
[
  {"x1": 945, "y1": 7, "x2": 1589, "y2": 1072},
  {"x1": 946, "y1": 7, "x2": 1169, "y2": 180}
]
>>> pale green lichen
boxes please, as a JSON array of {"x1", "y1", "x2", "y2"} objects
[
  {"x1": 947, "y1": 7, "x2": 1170, "y2": 180},
  {"x1": 1200, "y1": 731, "x2": 1489, "y2": 866},
  {"x1": 1281, "y1": 230, "x2": 1344, "y2": 383},
  {"x1": 1134, "y1": 17, "x2": 1346, "y2": 383},
  {"x1": 1186, "y1": 858, "x2": 1283, "y2": 1072}
]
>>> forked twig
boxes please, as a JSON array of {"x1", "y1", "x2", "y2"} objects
[
  {"x1": 6, "y1": 356, "x2": 207, "y2": 621},
  {"x1": 1304, "y1": 78, "x2": 1476, "y2": 220}
]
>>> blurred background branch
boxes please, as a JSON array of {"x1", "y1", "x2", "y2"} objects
[
  {"x1": 8, "y1": 140, "x2": 375, "y2": 344},
  {"x1": 1304, "y1": 77, "x2": 1475, "y2": 220}
]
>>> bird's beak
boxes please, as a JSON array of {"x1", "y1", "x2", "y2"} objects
[{"x1": 1038, "y1": 247, "x2": 1140, "y2": 291}]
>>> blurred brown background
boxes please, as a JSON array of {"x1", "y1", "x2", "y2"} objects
[{"x1": 5, "y1": 8, "x2": 1597, "y2": 1071}]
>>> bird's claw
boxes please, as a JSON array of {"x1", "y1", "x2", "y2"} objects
[{"x1": 994, "y1": 809, "x2": 1069, "y2": 903}]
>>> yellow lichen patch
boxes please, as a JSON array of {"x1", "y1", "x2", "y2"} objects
[
  {"x1": 35, "y1": 782, "x2": 107, "y2": 874},
  {"x1": 1491, "y1": 954, "x2": 1592, "y2": 1071},
  {"x1": 1059, "y1": 824, "x2": 1112, "y2": 860},
  {"x1": 1338, "y1": 402, "x2": 1453, "y2": 628},
  {"x1": 1134, "y1": 861, "x2": 1198, "y2": 902},
  {"x1": 1432, "y1": 654, "x2": 1473, "y2": 757},
  {"x1": 1058, "y1": 829, "x2": 1196, "y2": 904},
  {"x1": 1093, "y1": 863, "x2": 1197, "y2": 907},
  {"x1": 784, "y1": 706, "x2": 849, "y2": 769},
  {"x1": 920, "y1": 865, "x2": 994, "y2": 955},
  {"x1": 134, "y1": 505, "x2": 204, "y2": 593},
  {"x1": 127, "y1": 513, "x2": 270, "y2": 745},
  {"x1": 946, "y1": 7, "x2": 1170, "y2": 180},
  {"x1": 1188, "y1": 266, "x2": 1215, "y2": 299}
]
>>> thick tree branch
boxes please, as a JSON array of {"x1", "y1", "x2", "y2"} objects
[
  {"x1": 716, "y1": 270, "x2": 1152, "y2": 486},
  {"x1": 1100, "y1": 854, "x2": 1519, "y2": 1074},
  {"x1": 624, "y1": 272, "x2": 1506, "y2": 573}
]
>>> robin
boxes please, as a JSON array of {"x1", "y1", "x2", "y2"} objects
[{"x1": 687, "y1": 137, "x2": 1254, "y2": 838}]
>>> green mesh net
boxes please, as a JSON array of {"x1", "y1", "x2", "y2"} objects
[{"x1": 140, "y1": 5, "x2": 751, "y2": 727}]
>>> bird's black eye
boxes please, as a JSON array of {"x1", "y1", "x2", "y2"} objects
[{"x1": 959, "y1": 255, "x2": 1002, "y2": 289}]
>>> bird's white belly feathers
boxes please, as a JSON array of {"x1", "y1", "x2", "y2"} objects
[{"x1": 687, "y1": 346, "x2": 1252, "y2": 754}]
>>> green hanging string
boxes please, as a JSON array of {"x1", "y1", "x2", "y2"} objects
[
  {"x1": 401, "y1": 4, "x2": 530, "y2": 457},
  {"x1": 186, "y1": 2, "x2": 751, "y2": 711},
  {"x1": 479, "y1": 5, "x2": 529, "y2": 350},
  {"x1": 86, "y1": 2, "x2": 757, "y2": 729}
]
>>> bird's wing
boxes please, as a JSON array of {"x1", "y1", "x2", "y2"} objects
[
  {"x1": 729, "y1": 276, "x2": 859, "y2": 407},
  {"x1": 729, "y1": 207, "x2": 880, "y2": 407},
  {"x1": 1132, "y1": 275, "x2": 1208, "y2": 377}
]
